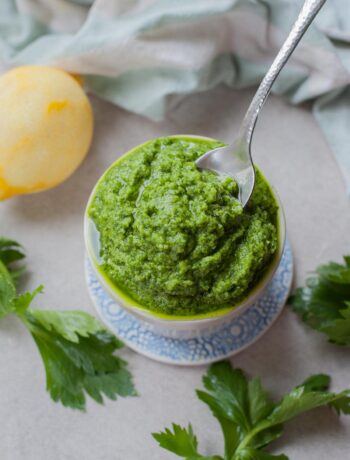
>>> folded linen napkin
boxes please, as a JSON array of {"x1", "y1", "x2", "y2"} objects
[{"x1": 1, "y1": 0, "x2": 349, "y2": 191}]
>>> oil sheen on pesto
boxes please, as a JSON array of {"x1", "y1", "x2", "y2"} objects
[{"x1": 89, "y1": 137, "x2": 279, "y2": 316}]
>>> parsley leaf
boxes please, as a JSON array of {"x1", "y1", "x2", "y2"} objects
[
  {"x1": 153, "y1": 423, "x2": 220, "y2": 460},
  {"x1": 0, "y1": 237, "x2": 26, "y2": 284},
  {"x1": 234, "y1": 449, "x2": 288, "y2": 460},
  {"x1": 196, "y1": 363, "x2": 283, "y2": 455},
  {"x1": 0, "y1": 260, "x2": 16, "y2": 319},
  {"x1": 0, "y1": 236, "x2": 136, "y2": 410},
  {"x1": 153, "y1": 361, "x2": 350, "y2": 460},
  {"x1": 289, "y1": 256, "x2": 350, "y2": 345},
  {"x1": 16, "y1": 301, "x2": 136, "y2": 410},
  {"x1": 0, "y1": 238, "x2": 27, "y2": 318}
]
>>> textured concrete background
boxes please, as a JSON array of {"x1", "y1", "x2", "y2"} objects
[{"x1": 1, "y1": 87, "x2": 350, "y2": 459}]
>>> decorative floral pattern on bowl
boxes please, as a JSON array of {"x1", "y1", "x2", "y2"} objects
[{"x1": 85, "y1": 240, "x2": 293, "y2": 366}]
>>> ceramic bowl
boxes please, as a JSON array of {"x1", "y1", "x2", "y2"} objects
[{"x1": 84, "y1": 135, "x2": 286, "y2": 339}]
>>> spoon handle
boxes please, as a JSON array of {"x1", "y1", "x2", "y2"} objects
[{"x1": 238, "y1": 0, "x2": 327, "y2": 147}]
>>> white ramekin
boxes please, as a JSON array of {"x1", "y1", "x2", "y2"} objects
[{"x1": 84, "y1": 135, "x2": 286, "y2": 339}]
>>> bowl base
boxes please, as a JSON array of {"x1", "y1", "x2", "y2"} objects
[{"x1": 85, "y1": 240, "x2": 293, "y2": 366}]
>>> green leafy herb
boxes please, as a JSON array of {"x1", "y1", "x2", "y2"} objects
[
  {"x1": 153, "y1": 423, "x2": 218, "y2": 460},
  {"x1": 0, "y1": 236, "x2": 136, "y2": 410},
  {"x1": 289, "y1": 256, "x2": 350, "y2": 345},
  {"x1": 0, "y1": 237, "x2": 26, "y2": 283},
  {"x1": 153, "y1": 361, "x2": 350, "y2": 460},
  {"x1": 0, "y1": 238, "x2": 24, "y2": 318}
]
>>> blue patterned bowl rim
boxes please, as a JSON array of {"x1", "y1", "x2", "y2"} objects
[{"x1": 85, "y1": 240, "x2": 293, "y2": 366}]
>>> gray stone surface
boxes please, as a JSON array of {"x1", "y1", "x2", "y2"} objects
[{"x1": 1, "y1": 87, "x2": 350, "y2": 459}]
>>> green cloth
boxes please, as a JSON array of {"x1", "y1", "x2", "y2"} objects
[{"x1": 1, "y1": 0, "x2": 349, "y2": 190}]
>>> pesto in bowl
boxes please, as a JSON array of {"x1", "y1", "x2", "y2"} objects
[{"x1": 88, "y1": 136, "x2": 279, "y2": 316}]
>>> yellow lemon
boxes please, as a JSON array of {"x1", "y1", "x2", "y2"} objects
[{"x1": 0, "y1": 65, "x2": 93, "y2": 200}]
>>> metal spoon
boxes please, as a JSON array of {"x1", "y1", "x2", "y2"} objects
[{"x1": 196, "y1": 0, "x2": 327, "y2": 207}]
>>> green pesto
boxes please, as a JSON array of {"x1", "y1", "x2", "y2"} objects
[{"x1": 89, "y1": 137, "x2": 279, "y2": 316}]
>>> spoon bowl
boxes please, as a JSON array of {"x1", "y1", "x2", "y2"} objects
[{"x1": 195, "y1": 140, "x2": 255, "y2": 207}]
